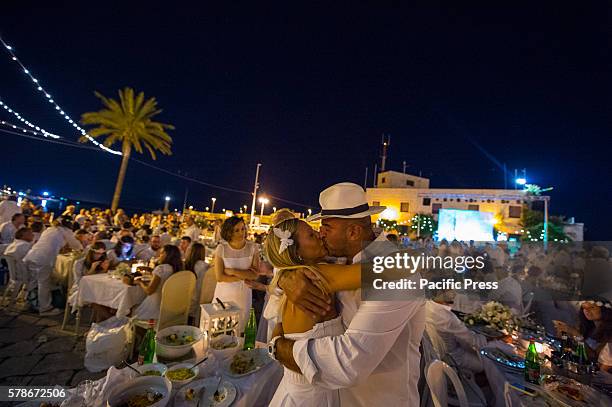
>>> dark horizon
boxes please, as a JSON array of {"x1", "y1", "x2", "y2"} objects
[{"x1": 1, "y1": 2, "x2": 610, "y2": 239}]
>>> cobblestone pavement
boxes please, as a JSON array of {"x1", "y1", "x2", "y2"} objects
[{"x1": 0, "y1": 304, "x2": 106, "y2": 406}]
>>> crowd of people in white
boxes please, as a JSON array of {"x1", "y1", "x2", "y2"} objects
[{"x1": 1, "y1": 183, "x2": 611, "y2": 406}]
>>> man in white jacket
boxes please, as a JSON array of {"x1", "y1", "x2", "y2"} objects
[
  {"x1": 0, "y1": 195, "x2": 22, "y2": 224},
  {"x1": 24, "y1": 217, "x2": 82, "y2": 315},
  {"x1": 274, "y1": 183, "x2": 425, "y2": 407}
]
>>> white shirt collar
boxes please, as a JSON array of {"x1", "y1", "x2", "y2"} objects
[{"x1": 352, "y1": 232, "x2": 388, "y2": 264}]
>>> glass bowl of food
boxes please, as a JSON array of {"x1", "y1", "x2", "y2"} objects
[
  {"x1": 155, "y1": 325, "x2": 203, "y2": 359},
  {"x1": 164, "y1": 362, "x2": 199, "y2": 388}
]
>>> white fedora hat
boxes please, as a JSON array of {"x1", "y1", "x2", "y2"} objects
[{"x1": 306, "y1": 182, "x2": 386, "y2": 221}]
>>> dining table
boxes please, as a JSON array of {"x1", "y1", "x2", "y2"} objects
[
  {"x1": 481, "y1": 339, "x2": 612, "y2": 407},
  {"x1": 18, "y1": 340, "x2": 284, "y2": 407},
  {"x1": 77, "y1": 273, "x2": 146, "y2": 317}
]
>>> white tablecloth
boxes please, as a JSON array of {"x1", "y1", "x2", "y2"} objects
[
  {"x1": 77, "y1": 274, "x2": 146, "y2": 317},
  {"x1": 482, "y1": 345, "x2": 612, "y2": 407},
  {"x1": 187, "y1": 341, "x2": 283, "y2": 406},
  {"x1": 57, "y1": 341, "x2": 283, "y2": 407}
]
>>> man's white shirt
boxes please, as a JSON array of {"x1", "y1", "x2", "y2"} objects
[
  {"x1": 0, "y1": 221, "x2": 18, "y2": 244},
  {"x1": 0, "y1": 200, "x2": 21, "y2": 224},
  {"x1": 292, "y1": 233, "x2": 426, "y2": 407},
  {"x1": 182, "y1": 224, "x2": 201, "y2": 242}
]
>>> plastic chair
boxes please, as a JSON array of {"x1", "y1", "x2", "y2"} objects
[
  {"x1": 503, "y1": 382, "x2": 513, "y2": 407},
  {"x1": 199, "y1": 267, "x2": 217, "y2": 304},
  {"x1": 156, "y1": 270, "x2": 196, "y2": 331},
  {"x1": 426, "y1": 359, "x2": 469, "y2": 407},
  {"x1": 522, "y1": 292, "x2": 534, "y2": 316},
  {"x1": 1, "y1": 256, "x2": 20, "y2": 307},
  {"x1": 61, "y1": 258, "x2": 84, "y2": 332}
]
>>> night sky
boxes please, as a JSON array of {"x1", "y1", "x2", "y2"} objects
[{"x1": 1, "y1": 2, "x2": 610, "y2": 239}]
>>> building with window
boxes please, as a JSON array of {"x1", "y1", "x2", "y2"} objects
[{"x1": 366, "y1": 170, "x2": 547, "y2": 236}]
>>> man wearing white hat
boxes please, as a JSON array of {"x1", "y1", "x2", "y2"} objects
[{"x1": 273, "y1": 182, "x2": 425, "y2": 407}]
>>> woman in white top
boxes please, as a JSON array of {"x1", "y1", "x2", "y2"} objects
[
  {"x1": 69, "y1": 242, "x2": 111, "y2": 320},
  {"x1": 106, "y1": 235, "x2": 136, "y2": 267},
  {"x1": 133, "y1": 244, "x2": 183, "y2": 320},
  {"x1": 553, "y1": 297, "x2": 612, "y2": 372},
  {"x1": 184, "y1": 242, "x2": 211, "y2": 319},
  {"x1": 213, "y1": 216, "x2": 260, "y2": 335}
]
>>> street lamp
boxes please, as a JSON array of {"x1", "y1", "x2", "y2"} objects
[
  {"x1": 258, "y1": 197, "x2": 269, "y2": 217},
  {"x1": 163, "y1": 196, "x2": 171, "y2": 213},
  {"x1": 272, "y1": 207, "x2": 277, "y2": 212},
  {"x1": 211, "y1": 197, "x2": 217, "y2": 213},
  {"x1": 308, "y1": 209, "x2": 312, "y2": 217},
  {"x1": 515, "y1": 178, "x2": 527, "y2": 186}
]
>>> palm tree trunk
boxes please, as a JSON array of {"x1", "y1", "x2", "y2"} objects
[{"x1": 110, "y1": 143, "x2": 131, "y2": 211}]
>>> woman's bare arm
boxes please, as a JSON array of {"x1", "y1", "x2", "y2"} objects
[{"x1": 214, "y1": 258, "x2": 243, "y2": 283}]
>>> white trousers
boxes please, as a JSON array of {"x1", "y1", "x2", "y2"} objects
[{"x1": 26, "y1": 261, "x2": 54, "y2": 312}]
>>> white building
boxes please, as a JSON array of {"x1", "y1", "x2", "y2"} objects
[{"x1": 366, "y1": 170, "x2": 544, "y2": 236}]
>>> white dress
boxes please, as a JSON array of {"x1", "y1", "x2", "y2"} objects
[
  {"x1": 212, "y1": 241, "x2": 255, "y2": 335},
  {"x1": 269, "y1": 316, "x2": 344, "y2": 407},
  {"x1": 132, "y1": 264, "x2": 174, "y2": 320}
]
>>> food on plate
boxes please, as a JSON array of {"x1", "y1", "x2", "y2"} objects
[
  {"x1": 164, "y1": 333, "x2": 195, "y2": 346},
  {"x1": 212, "y1": 339, "x2": 238, "y2": 350},
  {"x1": 214, "y1": 389, "x2": 226, "y2": 403},
  {"x1": 556, "y1": 384, "x2": 584, "y2": 402},
  {"x1": 166, "y1": 367, "x2": 195, "y2": 381},
  {"x1": 230, "y1": 352, "x2": 256, "y2": 375},
  {"x1": 141, "y1": 370, "x2": 161, "y2": 376},
  {"x1": 116, "y1": 391, "x2": 163, "y2": 407},
  {"x1": 184, "y1": 387, "x2": 196, "y2": 400}
]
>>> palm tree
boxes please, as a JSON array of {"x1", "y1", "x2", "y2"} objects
[{"x1": 80, "y1": 87, "x2": 174, "y2": 211}]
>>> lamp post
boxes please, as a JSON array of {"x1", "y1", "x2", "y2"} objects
[
  {"x1": 258, "y1": 197, "x2": 269, "y2": 217},
  {"x1": 249, "y1": 164, "x2": 262, "y2": 226},
  {"x1": 211, "y1": 197, "x2": 217, "y2": 213},
  {"x1": 163, "y1": 196, "x2": 171, "y2": 213}
]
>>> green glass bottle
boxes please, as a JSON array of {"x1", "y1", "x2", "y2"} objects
[
  {"x1": 138, "y1": 319, "x2": 156, "y2": 365},
  {"x1": 243, "y1": 308, "x2": 257, "y2": 350},
  {"x1": 575, "y1": 336, "x2": 589, "y2": 374},
  {"x1": 524, "y1": 339, "x2": 541, "y2": 384}
]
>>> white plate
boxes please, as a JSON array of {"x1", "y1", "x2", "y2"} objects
[
  {"x1": 223, "y1": 348, "x2": 273, "y2": 378},
  {"x1": 174, "y1": 377, "x2": 237, "y2": 407},
  {"x1": 542, "y1": 375, "x2": 610, "y2": 407},
  {"x1": 509, "y1": 382, "x2": 570, "y2": 407}
]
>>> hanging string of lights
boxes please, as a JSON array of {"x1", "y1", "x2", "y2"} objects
[
  {"x1": 0, "y1": 99, "x2": 60, "y2": 139},
  {"x1": 0, "y1": 121, "x2": 100, "y2": 150},
  {"x1": 0, "y1": 37, "x2": 314, "y2": 209},
  {"x1": 0, "y1": 35, "x2": 122, "y2": 155}
]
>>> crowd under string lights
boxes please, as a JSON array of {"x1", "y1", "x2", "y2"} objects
[{"x1": 0, "y1": 35, "x2": 122, "y2": 155}]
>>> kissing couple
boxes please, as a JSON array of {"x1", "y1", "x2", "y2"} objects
[{"x1": 263, "y1": 182, "x2": 425, "y2": 407}]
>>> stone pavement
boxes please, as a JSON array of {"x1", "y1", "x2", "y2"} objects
[{"x1": 0, "y1": 304, "x2": 107, "y2": 403}]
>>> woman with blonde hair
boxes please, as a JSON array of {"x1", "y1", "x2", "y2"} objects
[{"x1": 264, "y1": 218, "x2": 361, "y2": 407}]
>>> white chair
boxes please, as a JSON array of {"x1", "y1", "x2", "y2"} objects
[
  {"x1": 61, "y1": 258, "x2": 84, "y2": 332},
  {"x1": 503, "y1": 382, "x2": 514, "y2": 407},
  {"x1": 156, "y1": 270, "x2": 196, "y2": 331},
  {"x1": 522, "y1": 291, "x2": 535, "y2": 316},
  {"x1": 426, "y1": 359, "x2": 470, "y2": 407},
  {"x1": 199, "y1": 267, "x2": 217, "y2": 304},
  {"x1": 1, "y1": 256, "x2": 20, "y2": 307}
]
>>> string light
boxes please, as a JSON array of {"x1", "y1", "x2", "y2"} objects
[
  {"x1": 0, "y1": 99, "x2": 60, "y2": 139},
  {"x1": 0, "y1": 35, "x2": 121, "y2": 155}
]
